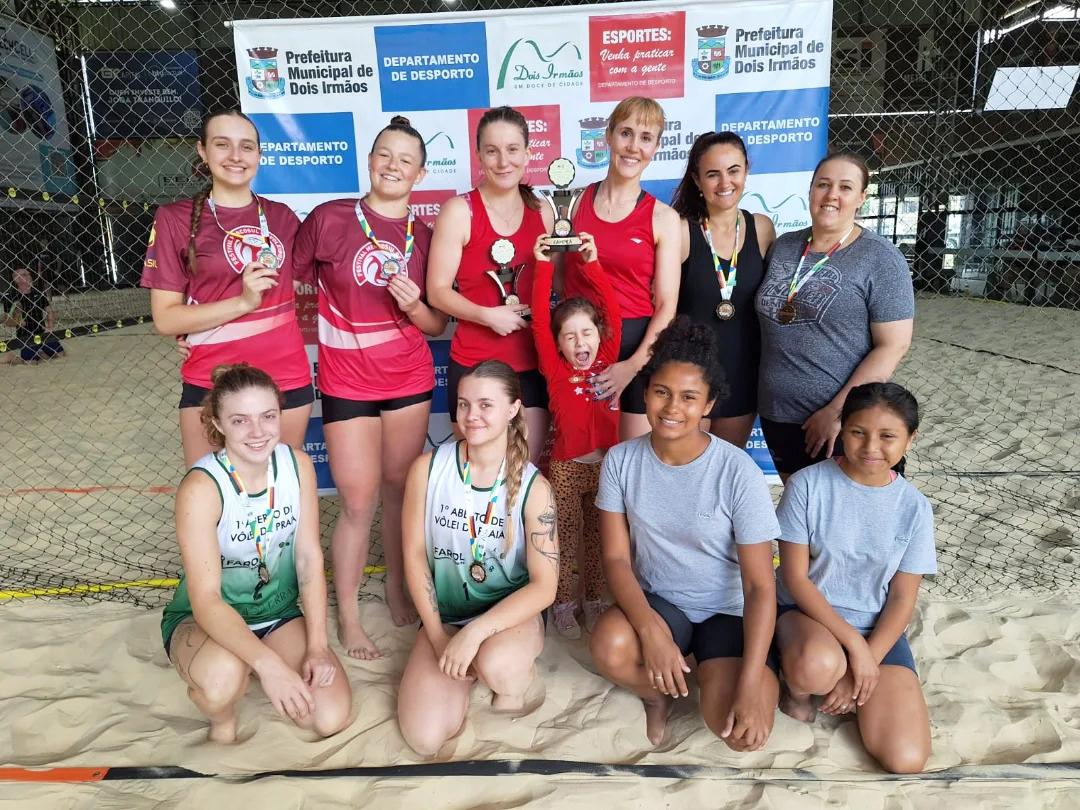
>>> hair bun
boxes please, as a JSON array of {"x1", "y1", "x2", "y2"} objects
[{"x1": 390, "y1": 115, "x2": 411, "y2": 127}]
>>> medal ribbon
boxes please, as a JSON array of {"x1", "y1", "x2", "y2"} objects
[
  {"x1": 219, "y1": 449, "x2": 276, "y2": 575},
  {"x1": 461, "y1": 444, "x2": 506, "y2": 566},
  {"x1": 355, "y1": 199, "x2": 415, "y2": 264},
  {"x1": 207, "y1": 193, "x2": 272, "y2": 253},
  {"x1": 701, "y1": 211, "x2": 740, "y2": 299},
  {"x1": 786, "y1": 224, "x2": 856, "y2": 302}
]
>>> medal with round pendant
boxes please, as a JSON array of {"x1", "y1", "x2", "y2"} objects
[
  {"x1": 380, "y1": 257, "x2": 401, "y2": 279},
  {"x1": 715, "y1": 287, "x2": 735, "y2": 320},
  {"x1": 462, "y1": 447, "x2": 506, "y2": 592},
  {"x1": 778, "y1": 301, "x2": 798, "y2": 324},
  {"x1": 258, "y1": 249, "x2": 278, "y2": 270}
]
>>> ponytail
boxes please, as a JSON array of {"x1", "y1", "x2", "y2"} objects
[
  {"x1": 502, "y1": 408, "x2": 530, "y2": 554},
  {"x1": 186, "y1": 184, "x2": 211, "y2": 276}
]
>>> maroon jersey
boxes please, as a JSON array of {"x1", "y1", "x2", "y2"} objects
[
  {"x1": 140, "y1": 196, "x2": 311, "y2": 391},
  {"x1": 293, "y1": 198, "x2": 435, "y2": 400}
]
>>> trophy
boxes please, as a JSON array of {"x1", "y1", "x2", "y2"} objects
[
  {"x1": 540, "y1": 158, "x2": 584, "y2": 252},
  {"x1": 486, "y1": 238, "x2": 531, "y2": 320}
]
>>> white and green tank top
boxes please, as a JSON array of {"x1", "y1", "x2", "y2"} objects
[
  {"x1": 161, "y1": 443, "x2": 303, "y2": 645},
  {"x1": 425, "y1": 441, "x2": 539, "y2": 624}
]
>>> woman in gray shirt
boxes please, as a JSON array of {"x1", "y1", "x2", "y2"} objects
[
  {"x1": 775, "y1": 382, "x2": 935, "y2": 773},
  {"x1": 755, "y1": 152, "x2": 914, "y2": 480},
  {"x1": 591, "y1": 317, "x2": 781, "y2": 749}
]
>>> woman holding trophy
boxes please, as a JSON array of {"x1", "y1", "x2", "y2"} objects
[
  {"x1": 564, "y1": 97, "x2": 683, "y2": 440},
  {"x1": 427, "y1": 106, "x2": 555, "y2": 463}
]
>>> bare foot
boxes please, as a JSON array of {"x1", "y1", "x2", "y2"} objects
[
  {"x1": 643, "y1": 695, "x2": 672, "y2": 746},
  {"x1": 779, "y1": 685, "x2": 817, "y2": 722},
  {"x1": 207, "y1": 715, "x2": 238, "y2": 744},
  {"x1": 385, "y1": 582, "x2": 418, "y2": 626},
  {"x1": 337, "y1": 616, "x2": 381, "y2": 660}
]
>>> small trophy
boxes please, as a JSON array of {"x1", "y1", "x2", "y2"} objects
[
  {"x1": 486, "y1": 238, "x2": 530, "y2": 319},
  {"x1": 540, "y1": 158, "x2": 584, "y2": 252}
]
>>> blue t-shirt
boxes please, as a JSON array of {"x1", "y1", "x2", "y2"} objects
[
  {"x1": 775, "y1": 459, "x2": 936, "y2": 628},
  {"x1": 596, "y1": 434, "x2": 780, "y2": 622}
]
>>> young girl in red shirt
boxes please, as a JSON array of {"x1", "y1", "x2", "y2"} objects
[{"x1": 531, "y1": 232, "x2": 621, "y2": 638}]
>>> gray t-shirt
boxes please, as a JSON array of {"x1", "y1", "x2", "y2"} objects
[
  {"x1": 596, "y1": 434, "x2": 780, "y2": 622},
  {"x1": 775, "y1": 459, "x2": 936, "y2": 628},
  {"x1": 756, "y1": 227, "x2": 914, "y2": 423}
]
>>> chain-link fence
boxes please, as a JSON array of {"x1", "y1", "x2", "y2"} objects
[{"x1": 1, "y1": 0, "x2": 1078, "y2": 607}]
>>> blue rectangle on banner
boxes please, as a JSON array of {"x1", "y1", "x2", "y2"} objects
[
  {"x1": 715, "y1": 87, "x2": 829, "y2": 174},
  {"x1": 303, "y1": 417, "x2": 335, "y2": 492},
  {"x1": 745, "y1": 417, "x2": 777, "y2": 478},
  {"x1": 85, "y1": 51, "x2": 201, "y2": 138},
  {"x1": 250, "y1": 112, "x2": 359, "y2": 195},
  {"x1": 641, "y1": 178, "x2": 679, "y2": 206},
  {"x1": 430, "y1": 339, "x2": 451, "y2": 415},
  {"x1": 375, "y1": 22, "x2": 490, "y2": 112}
]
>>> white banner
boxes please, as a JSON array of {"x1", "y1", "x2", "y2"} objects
[
  {"x1": 0, "y1": 16, "x2": 76, "y2": 193},
  {"x1": 233, "y1": 0, "x2": 833, "y2": 490}
]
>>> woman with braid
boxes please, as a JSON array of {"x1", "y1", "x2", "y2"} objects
[
  {"x1": 142, "y1": 110, "x2": 312, "y2": 465},
  {"x1": 396, "y1": 360, "x2": 559, "y2": 756}
]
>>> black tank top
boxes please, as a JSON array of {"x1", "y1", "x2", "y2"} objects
[{"x1": 676, "y1": 210, "x2": 764, "y2": 417}]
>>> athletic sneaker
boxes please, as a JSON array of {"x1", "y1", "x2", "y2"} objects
[
  {"x1": 552, "y1": 601, "x2": 581, "y2": 639},
  {"x1": 583, "y1": 599, "x2": 610, "y2": 633}
]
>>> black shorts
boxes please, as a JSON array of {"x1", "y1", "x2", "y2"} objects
[
  {"x1": 179, "y1": 382, "x2": 315, "y2": 410},
  {"x1": 321, "y1": 390, "x2": 433, "y2": 423},
  {"x1": 758, "y1": 417, "x2": 845, "y2": 477},
  {"x1": 616, "y1": 317, "x2": 651, "y2": 415},
  {"x1": 446, "y1": 360, "x2": 548, "y2": 422},
  {"x1": 646, "y1": 592, "x2": 779, "y2": 672},
  {"x1": 163, "y1": 614, "x2": 302, "y2": 659},
  {"x1": 777, "y1": 605, "x2": 917, "y2": 673}
]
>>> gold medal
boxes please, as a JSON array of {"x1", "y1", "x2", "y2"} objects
[{"x1": 469, "y1": 561, "x2": 487, "y2": 584}]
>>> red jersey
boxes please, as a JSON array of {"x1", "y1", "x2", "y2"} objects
[
  {"x1": 449, "y1": 188, "x2": 545, "y2": 371},
  {"x1": 532, "y1": 258, "x2": 621, "y2": 461},
  {"x1": 141, "y1": 196, "x2": 311, "y2": 391},
  {"x1": 293, "y1": 198, "x2": 435, "y2": 400},
  {"x1": 567, "y1": 183, "x2": 657, "y2": 319}
]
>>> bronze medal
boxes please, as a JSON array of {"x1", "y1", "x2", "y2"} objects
[
  {"x1": 469, "y1": 561, "x2": 487, "y2": 584},
  {"x1": 715, "y1": 301, "x2": 735, "y2": 320},
  {"x1": 778, "y1": 301, "x2": 797, "y2": 325}
]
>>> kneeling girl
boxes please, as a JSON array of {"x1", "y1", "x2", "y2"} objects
[
  {"x1": 590, "y1": 317, "x2": 780, "y2": 749},
  {"x1": 397, "y1": 360, "x2": 559, "y2": 756},
  {"x1": 775, "y1": 381, "x2": 935, "y2": 774}
]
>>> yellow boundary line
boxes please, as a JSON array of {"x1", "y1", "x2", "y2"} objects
[{"x1": 0, "y1": 566, "x2": 388, "y2": 601}]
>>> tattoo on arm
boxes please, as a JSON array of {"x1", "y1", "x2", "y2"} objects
[
  {"x1": 424, "y1": 573, "x2": 439, "y2": 613},
  {"x1": 529, "y1": 486, "x2": 560, "y2": 571}
]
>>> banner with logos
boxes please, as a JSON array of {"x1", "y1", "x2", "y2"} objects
[
  {"x1": 234, "y1": 0, "x2": 832, "y2": 490},
  {"x1": 0, "y1": 16, "x2": 77, "y2": 193}
]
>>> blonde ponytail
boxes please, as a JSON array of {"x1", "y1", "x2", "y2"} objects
[{"x1": 502, "y1": 408, "x2": 530, "y2": 554}]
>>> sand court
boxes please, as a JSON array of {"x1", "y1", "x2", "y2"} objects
[{"x1": 1, "y1": 295, "x2": 1079, "y2": 806}]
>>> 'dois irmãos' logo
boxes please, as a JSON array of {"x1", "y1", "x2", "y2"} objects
[
  {"x1": 424, "y1": 131, "x2": 458, "y2": 176},
  {"x1": 245, "y1": 46, "x2": 286, "y2": 99},
  {"x1": 745, "y1": 192, "x2": 809, "y2": 231},
  {"x1": 575, "y1": 117, "x2": 609, "y2": 169},
  {"x1": 496, "y1": 38, "x2": 584, "y2": 91},
  {"x1": 693, "y1": 25, "x2": 731, "y2": 80}
]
